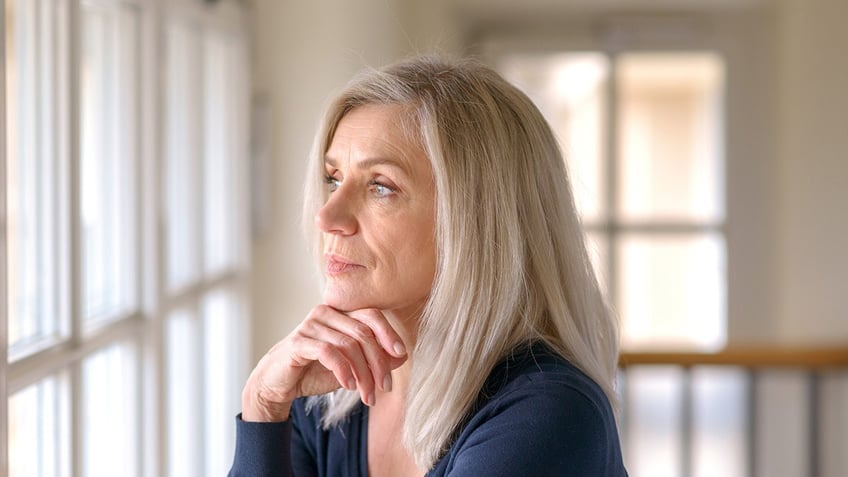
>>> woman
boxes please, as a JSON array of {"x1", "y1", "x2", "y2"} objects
[{"x1": 230, "y1": 56, "x2": 628, "y2": 476}]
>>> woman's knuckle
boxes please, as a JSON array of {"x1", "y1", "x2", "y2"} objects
[
  {"x1": 338, "y1": 335, "x2": 357, "y2": 351},
  {"x1": 315, "y1": 341, "x2": 334, "y2": 356},
  {"x1": 307, "y1": 305, "x2": 329, "y2": 322},
  {"x1": 313, "y1": 304, "x2": 331, "y2": 315},
  {"x1": 350, "y1": 323, "x2": 373, "y2": 341},
  {"x1": 285, "y1": 334, "x2": 302, "y2": 349},
  {"x1": 372, "y1": 354, "x2": 390, "y2": 370}
]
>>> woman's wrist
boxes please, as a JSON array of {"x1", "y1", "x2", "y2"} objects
[{"x1": 241, "y1": 384, "x2": 292, "y2": 422}]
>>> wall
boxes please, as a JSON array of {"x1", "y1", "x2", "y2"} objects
[{"x1": 776, "y1": 0, "x2": 848, "y2": 344}]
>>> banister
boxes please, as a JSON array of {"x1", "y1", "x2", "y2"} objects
[{"x1": 619, "y1": 346, "x2": 848, "y2": 369}]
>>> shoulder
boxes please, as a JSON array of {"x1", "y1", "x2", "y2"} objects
[
  {"x1": 429, "y1": 343, "x2": 627, "y2": 477},
  {"x1": 494, "y1": 343, "x2": 610, "y2": 399},
  {"x1": 476, "y1": 343, "x2": 619, "y2": 444}
]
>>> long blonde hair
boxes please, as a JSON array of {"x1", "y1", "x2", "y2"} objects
[{"x1": 302, "y1": 56, "x2": 619, "y2": 469}]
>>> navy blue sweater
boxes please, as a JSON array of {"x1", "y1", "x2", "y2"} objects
[{"x1": 229, "y1": 344, "x2": 628, "y2": 476}]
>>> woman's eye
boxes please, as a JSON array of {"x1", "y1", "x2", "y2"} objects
[
  {"x1": 324, "y1": 175, "x2": 341, "y2": 192},
  {"x1": 369, "y1": 181, "x2": 395, "y2": 198}
]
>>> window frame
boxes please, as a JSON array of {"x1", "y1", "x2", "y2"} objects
[
  {"x1": 590, "y1": 49, "x2": 727, "y2": 351},
  {"x1": 478, "y1": 17, "x2": 733, "y2": 353},
  {"x1": 2, "y1": 0, "x2": 9, "y2": 470},
  {"x1": 157, "y1": 10, "x2": 253, "y2": 474},
  {"x1": 2, "y1": 0, "x2": 252, "y2": 475}
]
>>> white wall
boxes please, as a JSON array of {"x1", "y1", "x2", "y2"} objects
[{"x1": 776, "y1": 0, "x2": 848, "y2": 344}]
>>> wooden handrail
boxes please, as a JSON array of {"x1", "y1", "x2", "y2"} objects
[{"x1": 619, "y1": 346, "x2": 848, "y2": 369}]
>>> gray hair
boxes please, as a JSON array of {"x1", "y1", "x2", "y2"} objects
[{"x1": 303, "y1": 55, "x2": 619, "y2": 469}]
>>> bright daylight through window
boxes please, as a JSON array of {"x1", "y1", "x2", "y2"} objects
[
  {"x1": 3, "y1": 0, "x2": 251, "y2": 475},
  {"x1": 499, "y1": 51, "x2": 726, "y2": 352}
]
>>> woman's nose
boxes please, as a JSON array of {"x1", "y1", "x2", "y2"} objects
[{"x1": 315, "y1": 190, "x2": 358, "y2": 235}]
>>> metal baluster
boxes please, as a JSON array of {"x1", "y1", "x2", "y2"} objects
[
  {"x1": 681, "y1": 367, "x2": 693, "y2": 477},
  {"x1": 808, "y1": 372, "x2": 821, "y2": 477},
  {"x1": 746, "y1": 369, "x2": 758, "y2": 477}
]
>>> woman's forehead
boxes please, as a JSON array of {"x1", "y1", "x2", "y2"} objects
[{"x1": 325, "y1": 105, "x2": 428, "y2": 173}]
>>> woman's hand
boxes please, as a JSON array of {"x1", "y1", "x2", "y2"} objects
[{"x1": 241, "y1": 306, "x2": 408, "y2": 422}]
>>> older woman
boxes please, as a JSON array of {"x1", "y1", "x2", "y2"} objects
[{"x1": 230, "y1": 56, "x2": 628, "y2": 476}]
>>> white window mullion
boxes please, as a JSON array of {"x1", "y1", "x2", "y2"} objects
[
  {"x1": 69, "y1": 360, "x2": 83, "y2": 477},
  {"x1": 195, "y1": 25, "x2": 208, "y2": 477},
  {"x1": 68, "y1": 1, "x2": 85, "y2": 476},
  {"x1": 1, "y1": 0, "x2": 9, "y2": 471},
  {"x1": 138, "y1": 2, "x2": 164, "y2": 476},
  {"x1": 55, "y1": 0, "x2": 72, "y2": 344}
]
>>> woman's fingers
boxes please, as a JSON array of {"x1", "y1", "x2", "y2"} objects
[
  {"x1": 286, "y1": 333, "x2": 358, "y2": 394},
  {"x1": 296, "y1": 325, "x2": 377, "y2": 404},
  {"x1": 346, "y1": 308, "x2": 408, "y2": 358},
  {"x1": 300, "y1": 306, "x2": 407, "y2": 404},
  {"x1": 244, "y1": 305, "x2": 409, "y2": 421}
]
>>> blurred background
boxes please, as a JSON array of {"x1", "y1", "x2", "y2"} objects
[{"x1": 2, "y1": 0, "x2": 846, "y2": 476}]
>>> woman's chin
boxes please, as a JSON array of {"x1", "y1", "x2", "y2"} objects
[{"x1": 322, "y1": 289, "x2": 370, "y2": 312}]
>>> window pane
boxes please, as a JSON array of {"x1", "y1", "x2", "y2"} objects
[
  {"x1": 167, "y1": 309, "x2": 201, "y2": 477},
  {"x1": 9, "y1": 375, "x2": 70, "y2": 477},
  {"x1": 6, "y1": 0, "x2": 69, "y2": 357},
  {"x1": 498, "y1": 53, "x2": 609, "y2": 222},
  {"x1": 80, "y1": 3, "x2": 139, "y2": 322},
  {"x1": 202, "y1": 33, "x2": 240, "y2": 275},
  {"x1": 617, "y1": 233, "x2": 726, "y2": 351},
  {"x1": 82, "y1": 343, "x2": 139, "y2": 477},
  {"x1": 203, "y1": 289, "x2": 245, "y2": 475},
  {"x1": 617, "y1": 53, "x2": 724, "y2": 222},
  {"x1": 165, "y1": 22, "x2": 202, "y2": 291},
  {"x1": 692, "y1": 367, "x2": 748, "y2": 477},
  {"x1": 624, "y1": 366, "x2": 685, "y2": 477}
]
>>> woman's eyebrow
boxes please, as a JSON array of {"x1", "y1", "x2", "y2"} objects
[{"x1": 324, "y1": 156, "x2": 412, "y2": 175}]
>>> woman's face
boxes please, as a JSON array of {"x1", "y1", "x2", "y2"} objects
[{"x1": 317, "y1": 104, "x2": 437, "y2": 319}]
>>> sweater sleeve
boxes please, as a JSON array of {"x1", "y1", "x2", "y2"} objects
[
  {"x1": 443, "y1": 380, "x2": 627, "y2": 477},
  {"x1": 228, "y1": 414, "x2": 294, "y2": 477}
]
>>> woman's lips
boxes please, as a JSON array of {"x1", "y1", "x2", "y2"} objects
[{"x1": 325, "y1": 254, "x2": 364, "y2": 275}]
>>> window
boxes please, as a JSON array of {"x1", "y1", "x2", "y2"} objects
[
  {"x1": 80, "y1": 0, "x2": 139, "y2": 325},
  {"x1": 163, "y1": 19, "x2": 250, "y2": 476},
  {"x1": 6, "y1": 0, "x2": 70, "y2": 362},
  {"x1": 498, "y1": 51, "x2": 726, "y2": 352},
  {"x1": 3, "y1": 1, "x2": 251, "y2": 475}
]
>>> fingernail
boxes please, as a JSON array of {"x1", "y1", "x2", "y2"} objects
[
  {"x1": 393, "y1": 341, "x2": 406, "y2": 355},
  {"x1": 383, "y1": 373, "x2": 393, "y2": 392},
  {"x1": 346, "y1": 378, "x2": 356, "y2": 390},
  {"x1": 367, "y1": 392, "x2": 376, "y2": 406}
]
